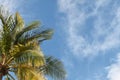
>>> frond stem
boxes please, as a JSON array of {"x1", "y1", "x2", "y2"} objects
[
  {"x1": 2, "y1": 54, "x2": 6, "y2": 65},
  {"x1": 8, "y1": 73, "x2": 15, "y2": 80},
  {"x1": 5, "y1": 57, "x2": 14, "y2": 65}
]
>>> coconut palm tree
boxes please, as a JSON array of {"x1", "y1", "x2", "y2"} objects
[{"x1": 0, "y1": 7, "x2": 66, "y2": 80}]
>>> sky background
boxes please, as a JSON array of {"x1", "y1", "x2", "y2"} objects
[{"x1": 1, "y1": 0, "x2": 120, "y2": 80}]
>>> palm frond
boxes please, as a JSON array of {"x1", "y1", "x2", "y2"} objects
[
  {"x1": 14, "y1": 65, "x2": 45, "y2": 80},
  {"x1": 0, "y1": 13, "x2": 5, "y2": 25},
  {"x1": 15, "y1": 50, "x2": 45, "y2": 67},
  {"x1": 9, "y1": 42, "x2": 45, "y2": 66},
  {"x1": 0, "y1": 6, "x2": 12, "y2": 31},
  {"x1": 9, "y1": 12, "x2": 24, "y2": 43},
  {"x1": 0, "y1": 6, "x2": 10, "y2": 25},
  {"x1": 7, "y1": 73, "x2": 15, "y2": 80},
  {"x1": 15, "y1": 12, "x2": 24, "y2": 29},
  {"x1": 22, "y1": 29, "x2": 53, "y2": 44},
  {"x1": 39, "y1": 56, "x2": 66, "y2": 80},
  {"x1": 0, "y1": 8, "x2": 14, "y2": 53},
  {"x1": 14, "y1": 21, "x2": 40, "y2": 44},
  {"x1": 1, "y1": 27, "x2": 12, "y2": 53},
  {"x1": 10, "y1": 41, "x2": 40, "y2": 56},
  {"x1": 6, "y1": 15, "x2": 16, "y2": 32}
]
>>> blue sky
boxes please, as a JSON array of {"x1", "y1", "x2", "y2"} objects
[{"x1": 1, "y1": 0, "x2": 120, "y2": 80}]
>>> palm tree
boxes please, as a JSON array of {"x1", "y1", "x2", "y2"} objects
[{"x1": 0, "y1": 7, "x2": 66, "y2": 80}]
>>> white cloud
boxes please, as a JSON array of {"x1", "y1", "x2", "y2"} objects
[
  {"x1": 58, "y1": 0, "x2": 120, "y2": 57},
  {"x1": 0, "y1": 0, "x2": 23, "y2": 13},
  {"x1": 0, "y1": 0, "x2": 24, "y2": 29},
  {"x1": 107, "y1": 53, "x2": 120, "y2": 80}
]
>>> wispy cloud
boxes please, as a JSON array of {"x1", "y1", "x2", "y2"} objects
[
  {"x1": 58, "y1": 0, "x2": 120, "y2": 57},
  {"x1": 0, "y1": 0, "x2": 25, "y2": 30},
  {"x1": 0, "y1": 0, "x2": 23, "y2": 13},
  {"x1": 107, "y1": 53, "x2": 120, "y2": 80}
]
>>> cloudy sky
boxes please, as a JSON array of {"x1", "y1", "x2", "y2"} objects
[{"x1": 1, "y1": 0, "x2": 120, "y2": 80}]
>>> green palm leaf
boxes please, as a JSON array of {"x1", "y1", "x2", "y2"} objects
[
  {"x1": 40, "y1": 56, "x2": 66, "y2": 80},
  {"x1": 14, "y1": 21, "x2": 40, "y2": 44},
  {"x1": 23, "y1": 29, "x2": 53, "y2": 44},
  {"x1": 14, "y1": 65, "x2": 45, "y2": 80}
]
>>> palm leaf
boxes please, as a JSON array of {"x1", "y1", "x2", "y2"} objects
[
  {"x1": 39, "y1": 56, "x2": 66, "y2": 80},
  {"x1": 14, "y1": 65, "x2": 45, "y2": 80},
  {"x1": 14, "y1": 50, "x2": 45, "y2": 67},
  {"x1": 15, "y1": 12, "x2": 24, "y2": 29},
  {"x1": 21, "y1": 29, "x2": 53, "y2": 44},
  {"x1": 7, "y1": 73, "x2": 15, "y2": 80},
  {"x1": 10, "y1": 12, "x2": 24, "y2": 43},
  {"x1": 14, "y1": 21, "x2": 40, "y2": 44},
  {"x1": 0, "y1": 13, "x2": 5, "y2": 25},
  {"x1": 9, "y1": 42, "x2": 45, "y2": 67}
]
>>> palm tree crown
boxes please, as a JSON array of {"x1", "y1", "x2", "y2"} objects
[{"x1": 0, "y1": 7, "x2": 66, "y2": 80}]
